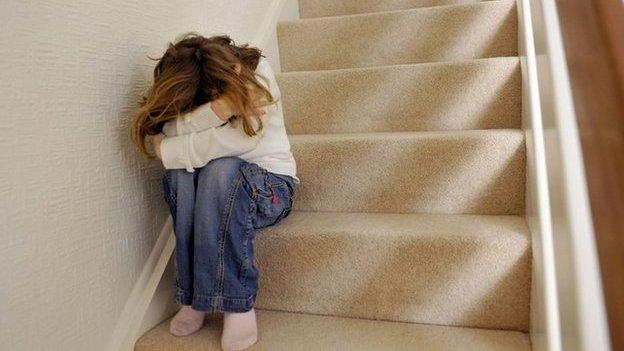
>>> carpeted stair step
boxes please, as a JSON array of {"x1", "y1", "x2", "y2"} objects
[
  {"x1": 290, "y1": 130, "x2": 525, "y2": 215},
  {"x1": 300, "y1": 0, "x2": 488, "y2": 18},
  {"x1": 254, "y1": 211, "x2": 530, "y2": 330},
  {"x1": 135, "y1": 310, "x2": 531, "y2": 351},
  {"x1": 278, "y1": 0, "x2": 517, "y2": 71},
  {"x1": 278, "y1": 57, "x2": 521, "y2": 134}
]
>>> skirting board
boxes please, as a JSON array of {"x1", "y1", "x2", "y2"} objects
[
  {"x1": 520, "y1": 0, "x2": 611, "y2": 350},
  {"x1": 106, "y1": 217, "x2": 175, "y2": 351},
  {"x1": 517, "y1": 0, "x2": 561, "y2": 350}
]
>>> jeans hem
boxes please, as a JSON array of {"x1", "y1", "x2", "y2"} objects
[{"x1": 176, "y1": 288, "x2": 255, "y2": 313}]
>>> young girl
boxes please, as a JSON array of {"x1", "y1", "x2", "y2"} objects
[{"x1": 131, "y1": 33, "x2": 299, "y2": 350}]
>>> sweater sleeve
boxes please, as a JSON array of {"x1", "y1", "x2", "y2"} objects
[
  {"x1": 182, "y1": 102, "x2": 227, "y2": 131},
  {"x1": 160, "y1": 58, "x2": 275, "y2": 171},
  {"x1": 159, "y1": 118, "x2": 264, "y2": 171},
  {"x1": 161, "y1": 102, "x2": 226, "y2": 137}
]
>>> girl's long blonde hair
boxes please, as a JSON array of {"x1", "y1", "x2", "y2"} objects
[{"x1": 131, "y1": 33, "x2": 275, "y2": 158}]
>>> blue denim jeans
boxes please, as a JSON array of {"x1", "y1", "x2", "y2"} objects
[{"x1": 161, "y1": 156, "x2": 295, "y2": 313}]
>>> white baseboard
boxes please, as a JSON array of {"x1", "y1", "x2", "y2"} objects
[
  {"x1": 517, "y1": 0, "x2": 562, "y2": 350},
  {"x1": 520, "y1": 0, "x2": 611, "y2": 350},
  {"x1": 106, "y1": 217, "x2": 175, "y2": 351}
]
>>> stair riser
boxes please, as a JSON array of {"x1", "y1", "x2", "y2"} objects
[
  {"x1": 278, "y1": 1, "x2": 518, "y2": 71},
  {"x1": 255, "y1": 214, "x2": 531, "y2": 331},
  {"x1": 278, "y1": 58, "x2": 521, "y2": 134},
  {"x1": 290, "y1": 131, "x2": 526, "y2": 215},
  {"x1": 300, "y1": 0, "x2": 487, "y2": 18}
]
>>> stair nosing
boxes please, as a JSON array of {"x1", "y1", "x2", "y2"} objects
[
  {"x1": 261, "y1": 210, "x2": 530, "y2": 240},
  {"x1": 299, "y1": 1, "x2": 498, "y2": 20},
  {"x1": 279, "y1": 0, "x2": 515, "y2": 25},
  {"x1": 294, "y1": 208, "x2": 526, "y2": 220},
  {"x1": 277, "y1": 56, "x2": 520, "y2": 76},
  {"x1": 256, "y1": 308, "x2": 531, "y2": 333},
  {"x1": 288, "y1": 128, "x2": 525, "y2": 140}
]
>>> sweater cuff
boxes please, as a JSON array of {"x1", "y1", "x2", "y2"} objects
[{"x1": 159, "y1": 134, "x2": 194, "y2": 172}]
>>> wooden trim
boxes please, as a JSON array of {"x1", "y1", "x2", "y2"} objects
[
  {"x1": 555, "y1": 1, "x2": 624, "y2": 350},
  {"x1": 517, "y1": 1, "x2": 563, "y2": 349},
  {"x1": 596, "y1": 0, "x2": 624, "y2": 91}
]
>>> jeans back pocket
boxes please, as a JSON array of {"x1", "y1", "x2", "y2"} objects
[{"x1": 239, "y1": 163, "x2": 293, "y2": 229}]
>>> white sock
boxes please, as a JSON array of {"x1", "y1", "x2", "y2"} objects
[
  {"x1": 221, "y1": 308, "x2": 258, "y2": 351},
  {"x1": 169, "y1": 305, "x2": 206, "y2": 337}
]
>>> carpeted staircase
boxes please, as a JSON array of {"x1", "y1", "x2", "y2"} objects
[{"x1": 135, "y1": 0, "x2": 531, "y2": 350}]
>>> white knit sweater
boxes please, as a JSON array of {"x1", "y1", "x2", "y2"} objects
[{"x1": 159, "y1": 57, "x2": 299, "y2": 184}]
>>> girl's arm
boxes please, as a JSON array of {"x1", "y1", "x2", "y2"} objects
[
  {"x1": 158, "y1": 114, "x2": 266, "y2": 172},
  {"x1": 162, "y1": 100, "x2": 231, "y2": 137},
  {"x1": 163, "y1": 57, "x2": 278, "y2": 138},
  {"x1": 157, "y1": 58, "x2": 277, "y2": 171}
]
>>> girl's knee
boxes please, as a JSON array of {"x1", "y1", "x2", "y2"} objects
[
  {"x1": 164, "y1": 169, "x2": 191, "y2": 184},
  {"x1": 162, "y1": 169, "x2": 193, "y2": 200},
  {"x1": 198, "y1": 157, "x2": 246, "y2": 192},
  {"x1": 206, "y1": 157, "x2": 245, "y2": 172}
]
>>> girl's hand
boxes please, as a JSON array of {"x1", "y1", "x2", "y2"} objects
[
  {"x1": 150, "y1": 133, "x2": 166, "y2": 160},
  {"x1": 211, "y1": 97, "x2": 238, "y2": 121},
  {"x1": 211, "y1": 84, "x2": 267, "y2": 120}
]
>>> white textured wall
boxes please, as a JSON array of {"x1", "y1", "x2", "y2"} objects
[{"x1": 0, "y1": 1, "x2": 272, "y2": 350}]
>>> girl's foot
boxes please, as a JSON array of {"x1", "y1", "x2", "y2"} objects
[
  {"x1": 169, "y1": 305, "x2": 206, "y2": 336},
  {"x1": 221, "y1": 308, "x2": 258, "y2": 351}
]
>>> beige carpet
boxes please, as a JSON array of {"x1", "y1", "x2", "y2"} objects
[
  {"x1": 299, "y1": 0, "x2": 488, "y2": 18},
  {"x1": 254, "y1": 211, "x2": 530, "y2": 331},
  {"x1": 290, "y1": 130, "x2": 525, "y2": 215},
  {"x1": 278, "y1": 0, "x2": 518, "y2": 71},
  {"x1": 136, "y1": 310, "x2": 531, "y2": 351},
  {"x1": 137, "y1": 0, "x2": 530, "y2": 349},
  {"x1": 278, "y1": 57, "x2": 522, "y2": 134}
]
